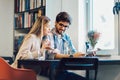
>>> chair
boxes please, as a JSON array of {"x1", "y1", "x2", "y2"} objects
[
  {"x1": 0, "y1": 57, "x2": 37, "y2": 80},
  {"x1": 1, "y1": 56, "x2": 13, "y2": 64},
  {"x1": 55, "y1": 57, "x2": 98, "y2": 80}
]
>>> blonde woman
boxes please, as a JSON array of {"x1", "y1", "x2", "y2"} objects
[{"x1": 11, "y1": 16, "x2": 51, "y2": 68}]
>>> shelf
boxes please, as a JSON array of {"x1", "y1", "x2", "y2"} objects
[
  {"x1": 15, "y1": 27, "x2": 31, "y2": 30},
  {"x1": 15, "y1": 27, "x2": 31, "y2": 33},
  {"x1": 14, "y1": 0, "x2": 46, "y2": 57},
  {"x1": 15, "y1": 6, "x2": 45, "y2": 14}
]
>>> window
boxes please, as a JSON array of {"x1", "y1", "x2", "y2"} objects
[
  {"x1": 79, "y1": 0, "x2": 118, "y2": 54},
  {"x1": 91, "y1": 0, "x2": 114, "y2": 50}
]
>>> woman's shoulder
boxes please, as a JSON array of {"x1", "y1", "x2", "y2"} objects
[
  {"x1": 25, "y1": 34, "x2": 37, "y2": 40},
  {"x1": 29, "y1": 34, "x2": 37, "y2": 38}
]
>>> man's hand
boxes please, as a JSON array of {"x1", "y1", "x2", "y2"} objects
[
  {"x1": 42, "y1": 39, "x2": 51, "y2": 49},
  {"x1": 73, "y1": 52, "x2": 85, "y2": 58}
]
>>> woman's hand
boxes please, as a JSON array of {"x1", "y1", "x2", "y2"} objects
[
  {"x1": 42, "y1": 39, "x2": 51, "y2": 49},
  {"x1": 52, "y1": 49, "x2": 60, "y2": 54}
]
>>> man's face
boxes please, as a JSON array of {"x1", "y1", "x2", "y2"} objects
[{"x1": 55, "y1": 21, "x2": 70, "y2": 35}]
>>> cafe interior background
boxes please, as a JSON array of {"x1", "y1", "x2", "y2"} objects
[
  {"x1": 1, "y1": 0, "x2": 120, "y2": 80},
  {"x1": 0, "y1": 0, "x2": 119, "y2": 58}
]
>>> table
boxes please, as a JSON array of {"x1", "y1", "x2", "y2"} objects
[
  {"x1": 18, "y1": 59, "x2": 59, "y2": 80},
  {"x1": 18, "y1": 56, "x2": 120, "y2": 80}
]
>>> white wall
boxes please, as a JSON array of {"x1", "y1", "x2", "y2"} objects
[
  {"x1": 78, "y1": 0, "x2": 87, "y2": 52},
  {"x1": 0, "y1": 0, "x2": 14, "y2": 56},
  {"x1": 46, "y1": 0, "x2": 62, "y2": 28}
]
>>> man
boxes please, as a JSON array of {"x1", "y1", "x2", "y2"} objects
[
  {"x1": 48, "y1": 11, "x2": 85, "y2": 59},
  {"x1": 47, "y1": 12, "x2": 87, "y2": 80}
]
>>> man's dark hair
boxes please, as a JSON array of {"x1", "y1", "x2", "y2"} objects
[{"x1": 56, "y1": 12, "x2": 72, "y2": 25}]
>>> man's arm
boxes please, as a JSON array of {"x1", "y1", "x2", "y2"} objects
[
  {"x1": 54, "y1": 52, "x2": 85, "y2": 59},
  {"x1": 54, "y1": 53, "x2": 70, "y2": 59},
  {"x1": 64, "y1": 34, "x2": 77, "y2": 54}
]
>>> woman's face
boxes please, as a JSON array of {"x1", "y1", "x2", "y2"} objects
[{"x1": 43, "y1": 21, "x2": 51, "y2": 36}]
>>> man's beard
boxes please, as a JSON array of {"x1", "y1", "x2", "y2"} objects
[{"x1": 56, "y1": 29, "x2": 64, "y2": 35}]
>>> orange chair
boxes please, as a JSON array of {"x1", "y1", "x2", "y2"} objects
[{"x1": 0, "y1": 57, "x2": 37, "y2": 80}]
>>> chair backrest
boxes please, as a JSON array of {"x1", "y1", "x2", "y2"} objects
[
  {"x1": 0, "y1": 57, "x2": 37, "y2": 80},
  {"x1": 56, "y1": 57, "x2": 98, "y2": 80},
  {"x1": 1, "y1": 56, "x2": 13, "y2": 64}
]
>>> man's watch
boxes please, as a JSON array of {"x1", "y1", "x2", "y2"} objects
[{"x1": 69, "y1": 54, "x2": 73, "y2": 58}]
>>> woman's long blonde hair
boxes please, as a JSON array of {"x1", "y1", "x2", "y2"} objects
[{"x1": 28, "y1": 16, "x2": 50, "y2": 37}]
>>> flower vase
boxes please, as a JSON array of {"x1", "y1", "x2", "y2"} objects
[{"x1": 86, "y1": 43, "x2": 96, "y2": 57}]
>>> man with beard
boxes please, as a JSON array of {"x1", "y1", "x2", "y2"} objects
[
  {"x1": 48, "y1": 11, "x2": 85, "y2": 59},
  {"x1": 47, "y1": 12, "x2": 87, "y2": 80}
]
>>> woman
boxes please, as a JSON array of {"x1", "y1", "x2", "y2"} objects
[{"x1": 11, "y1": 16, "x2": 51, "y2": 68}]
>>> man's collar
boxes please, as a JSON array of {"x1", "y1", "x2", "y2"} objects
[
  {"x1": 51, "y1": 28, "x2": 63, "y2": 37},
  {"x1": 51, "y1": 28, "x2": 67, "y2": 41}
]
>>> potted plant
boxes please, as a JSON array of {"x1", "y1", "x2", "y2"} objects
[{"x1": 86, "y1": 30, "x2": 100, "y2": 56}]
